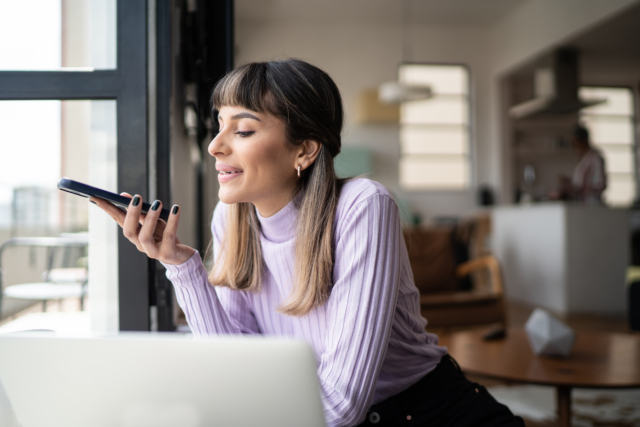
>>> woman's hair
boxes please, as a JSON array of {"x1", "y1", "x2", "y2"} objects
[{"x1": 209, "y1": 59, "x2": 345, "y2": 316}]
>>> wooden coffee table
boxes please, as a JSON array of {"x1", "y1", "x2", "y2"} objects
[{"x1": 439, "y1": 328, "x2": 640, "y2": 427}]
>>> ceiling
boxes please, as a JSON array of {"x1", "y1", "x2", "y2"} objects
[
  {"x1": 506, "y1": 2, "x2": 640, "y2": 85},
  {"x1": 235, "y1": 0, "x2": 528, "y2": 27},
  {"x1": 568, "y1": 2, "x2": 640, "y2": 55},
  {"x1": 568, "y1": 2, "x2": 640, "y2": 85}
]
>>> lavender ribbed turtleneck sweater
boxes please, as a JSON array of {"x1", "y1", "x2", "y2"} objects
[{"x1": 163, "y1": 178, "x2": 447, "y2": 427}]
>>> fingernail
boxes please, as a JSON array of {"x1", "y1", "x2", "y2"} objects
[
  {"x1": 172, "y1": 205, "x2": 179, "y2": 215},
  {"x1": 151, "y1": 200, "x2": 160, "y2": 211},
  {"x1": 132, "y1": 196, "x2": 140, "y2": 207}
]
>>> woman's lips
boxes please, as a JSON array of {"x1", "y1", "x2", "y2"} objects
[
  {"x1": 216, "y1": 162, "x2": 243, "y2": 183},
  {"x1": 218, "y1": 170, "x2": 244, "y2": 183}
]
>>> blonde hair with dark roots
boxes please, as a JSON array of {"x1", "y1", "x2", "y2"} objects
[{"x1": 208, "y1": 59, "x2": 345, "y2": 316}]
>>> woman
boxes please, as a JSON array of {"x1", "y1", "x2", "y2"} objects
[{"x1": 92, "y1": 59, "x2": 523, "y2": 427}]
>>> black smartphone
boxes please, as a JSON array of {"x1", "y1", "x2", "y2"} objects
[{"x1": 57, "y1": 177, "x2": 171, "y2": 221}]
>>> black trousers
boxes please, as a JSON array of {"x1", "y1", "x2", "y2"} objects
[{"x1": 356, "y1": 355, "x2": 525, "y2": 427}]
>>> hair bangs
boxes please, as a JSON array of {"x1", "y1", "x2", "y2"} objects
[{"x1": 212, "y1": 63, "x2": 280, "y2": 118}]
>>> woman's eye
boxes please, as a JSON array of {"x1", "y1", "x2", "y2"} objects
[{"x1": 235, "y1": 131, "x2": 254, "y2": 137}]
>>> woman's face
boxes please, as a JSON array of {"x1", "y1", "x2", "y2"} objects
[{"x1": 208, "y1": 105, "x2": 300, "y2": 217}]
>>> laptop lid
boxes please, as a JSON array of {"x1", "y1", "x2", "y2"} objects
[{"x1": 0, "y1": 333, "x2": 326, "y2": 427}]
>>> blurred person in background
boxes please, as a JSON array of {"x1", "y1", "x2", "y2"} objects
[
  {"x1": 550, "y1": 124, "x2": 606, "y2": 204},
  {"x1": 570, "y1": 124, "x2": 606, "y2": 203}
]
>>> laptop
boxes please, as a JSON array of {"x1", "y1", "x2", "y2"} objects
[{"x1": 0, "y1": 332, "x2": 326, "y2": 427}]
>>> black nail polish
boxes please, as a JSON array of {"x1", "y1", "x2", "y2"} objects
[
  {"x1": 172, "y1": 205, "x2": 179, "y2": 215},
  {"x1": 151, "y1": 200, "x2": 160, "y2": 211},
  {"x1": 132, "y1": 196, "x2": 140, "y2": 207}
]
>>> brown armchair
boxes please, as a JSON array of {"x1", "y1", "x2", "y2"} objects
[{"x1": 404, "y1": 219, "x2": 506, "y2": 329}]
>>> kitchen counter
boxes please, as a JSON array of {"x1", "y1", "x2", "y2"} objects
[{"x1": 492, "y1": 203, "x2": 628, "y2": 317}]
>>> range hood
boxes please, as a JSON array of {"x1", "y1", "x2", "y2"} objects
[{"x1": 508, "y1": 49, "x2": 604, "y2": 119}]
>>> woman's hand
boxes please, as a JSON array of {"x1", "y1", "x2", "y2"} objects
[{"x1": 90, "y1": 193, "x2": 196, "y2": 265}]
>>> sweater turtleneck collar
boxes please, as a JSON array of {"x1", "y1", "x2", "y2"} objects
[{"x1": 255, "y1": 192, "x2": 301, "y2": 243}]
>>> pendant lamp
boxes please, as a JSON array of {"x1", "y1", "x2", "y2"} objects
[{"x1": 378, "y1": 0, "x2": 432, "y2": 105}]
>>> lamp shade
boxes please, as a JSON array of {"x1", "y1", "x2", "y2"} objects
[{"x1": 378, "y1": 81, "x2": 432, "y2": 104}]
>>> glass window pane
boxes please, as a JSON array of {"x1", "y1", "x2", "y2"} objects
[
  {"x1": 599, "y1": 145, "x2": 634, "y2": 174},
  {"x1": 400, "y1": 156, "x2": 469, "y2": 190},
  {"x1": 579, "y1": 86, "x2": 636, "y2": 207},
  {"x1": 581, "y1": 116, "x2": 634, "y2": 145},
  {"x1": 604, "y1": 174, "x2": 636, "y2": 207},
  {"x1": 0, "y1": 100, "x2": 117, "y2": 333},
  {"x1": 580, "y1": 87, "x2": 633, "y2": 116},
  {"x1": 0, "y1": 0, "x2": 116, "y2": 71},
  {"x1": 398, "y1": 64, "x2": 471, "y2": 191},
  {"x1": 400, "y1": 125, "x2": 468, "y2": 155},
  {"x1": 399, "y1": 64, "x2": 468, "y2": 95},
  {"x1": 401, "y1": 95, "x2": 468, "y2": 125}
]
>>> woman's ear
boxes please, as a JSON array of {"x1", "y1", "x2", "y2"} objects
[{"x1": 297, "y1": 140, "x2": 322, "y2": 171}]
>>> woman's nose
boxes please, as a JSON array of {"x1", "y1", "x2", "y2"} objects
[{"x1": 208, "y1": 132, "x2": 224, "y2": 157}]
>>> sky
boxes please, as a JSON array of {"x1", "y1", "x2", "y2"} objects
[{"x1": 0, "y1": 0, "x2": 62, "y2": 205}]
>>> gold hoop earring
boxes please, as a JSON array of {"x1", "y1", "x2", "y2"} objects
[{"x1": 297, "y1": 165, "x2": 301, "y2": 177}]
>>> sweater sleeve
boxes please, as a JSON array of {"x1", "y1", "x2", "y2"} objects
[
  {"x1": 162, "y1": 203, "x2": 260, "y2": 336},
  {"x1": 318, "y1": 193, "x2": 402, "y2": 427}
]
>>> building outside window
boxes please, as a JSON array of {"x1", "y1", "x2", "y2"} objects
[
  {"x1": 399, "y1": 63, "x2": 471, "y2": 190},
  {"x1": 579, "y1": 87, "x2": 636, "y2": 206}
]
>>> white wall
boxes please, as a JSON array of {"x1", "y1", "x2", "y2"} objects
[
  {"x1": 236, "y1": 21, "x2": 492, "y2": 219},
  {"x1": 234, "y1": 0, "x2": 640, "y2": 220}
]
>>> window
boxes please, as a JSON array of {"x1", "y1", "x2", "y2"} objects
[
  {"x1": 0, "y1": 100, "x2": 116, "y2": 331},
  {"x1": 0, "y1": 0, "x2": 151, "y2": 332},
  {"x1": 579, "y1": 87, "x2": 636, "y2": 206},
  {"x1": 0, "y1": 0, "x2": 116, "y2": 71},
  {"x1": 399, "y1": 64, "x2": 471, "y2": 190}
]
